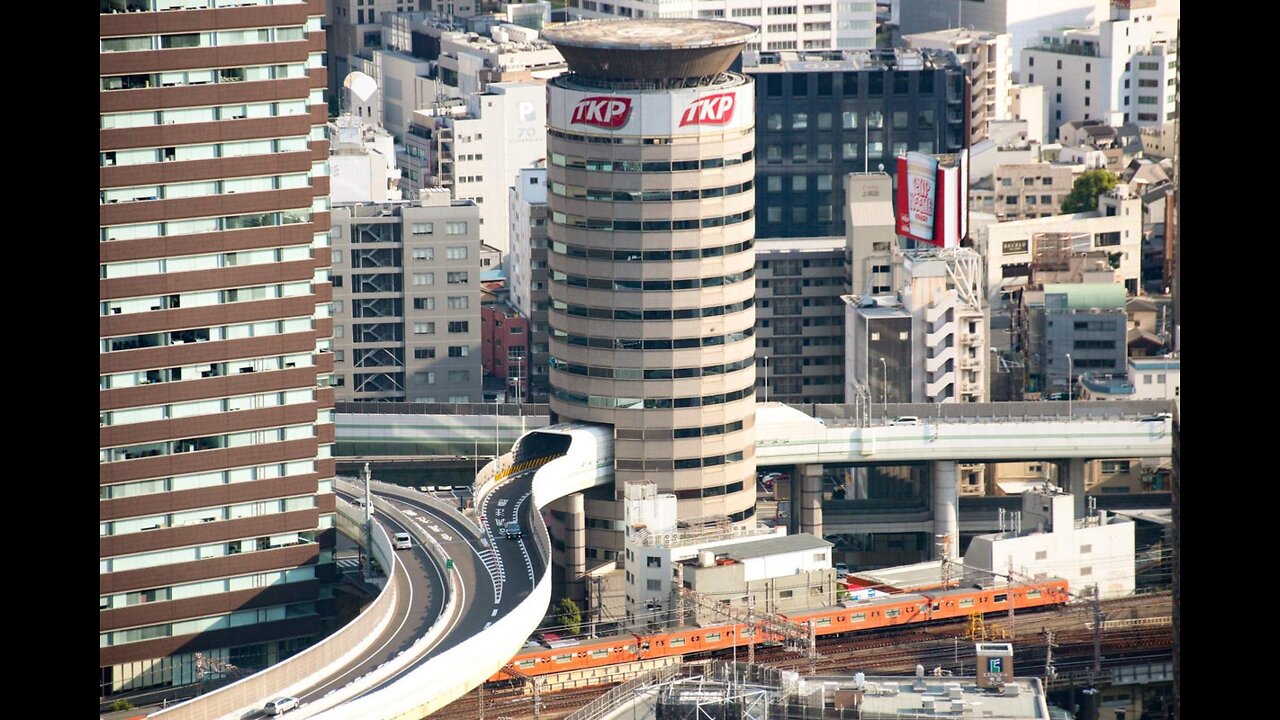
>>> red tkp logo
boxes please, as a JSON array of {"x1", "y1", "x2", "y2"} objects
[
  {"x1": 570, "y1": 97, "x2": 633, "y2": 128},
  {"x1": 679, "y1": 93, "x2": 736, "y2": 126}
]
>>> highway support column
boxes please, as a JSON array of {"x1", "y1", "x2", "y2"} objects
[
  {"x1": 932, "y1": 460, "x2": 959, "y2": 561},
  {"x1": 797, "y1": 464, "x2": 824, "y2": 538},
  {"x1": 563, "y1": 492, "x2": 587, "y2": 604}
]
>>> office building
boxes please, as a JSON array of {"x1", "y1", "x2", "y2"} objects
[
  {"x1": 745, "y1": 48, "x2": 967, "y2": 239},
  {"x1": 328, "y1": 192, "x2": 482, "y2": 402},
  {"x1": 1020, "y1": 281, "x2": 1127, "y2": 396},
  {"x1": 755, "y1": 237, "x2": 846, "y2": 405},
  {"x1": 99, "y1": 0, "x2": 336, "y2": 697},
  {"x1": 543, "y1": 19, "x2": 759, "y2": 568}
]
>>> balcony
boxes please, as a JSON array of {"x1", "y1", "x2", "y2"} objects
[{"x1": 1027, "y1": 40, "x2": 1100, "y2": 58}]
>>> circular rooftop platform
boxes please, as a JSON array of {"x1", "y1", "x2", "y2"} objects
[{"x1": 541, "y1": 19, "x2": 756, "y2": 81}]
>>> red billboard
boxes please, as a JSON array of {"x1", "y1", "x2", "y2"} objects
[{"x1": 895, "y1": 149, "x2": 969, "y2": 248}]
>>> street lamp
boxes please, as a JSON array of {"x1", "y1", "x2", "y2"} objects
[
  {"x1": 863, "y1": 111, "x2": 882, "y2": 174},
  {"x1": 763, "y1": 355, "x2": 770, "y2": 403},
  {"x1": 880, "y1": 357, "x2": 889, "y2": 416},
  {"x1": 1065, "y1": 353, "x2": 1073, "y2": 420}
]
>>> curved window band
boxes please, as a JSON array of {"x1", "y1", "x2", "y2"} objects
[
  {"x1": 550, "y1": 298, "x2": 753, "y2": 322},
  {"x1": 550, "y1": 209, "x2": 753, "y2": 232},
  {"x1": 550, "y1": 149, "x2": 753, "y2": 172},
  {"x1": 550, "y1": 355, "x2": 754, "y2": 380},
  {"x1": 550, "y1": 179, "x2": 752, "y2": 203},
  {"x1": 550, "y1": 268, "x2": 753, "y2": 292},
  {"x1": 551, "y1": 385, "x2": 755, "y2": 410},
  {"x1": 551, "y1": 238, "x2": 753, "y2": 263},
  {"x1": 616, "y1": 419, "x2": 746, "y2": 440},
  {"x1": 551, "y1": 327, "x2": 754, "y2": 351}
]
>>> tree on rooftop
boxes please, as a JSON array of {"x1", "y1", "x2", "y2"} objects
[{"x1": 1061, "y1": 169, "x2": 1118, "y2": 214}]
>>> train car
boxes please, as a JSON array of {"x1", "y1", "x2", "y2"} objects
[{"x1": 494, "y1": 577, "x2": 1072, "y2": 681}]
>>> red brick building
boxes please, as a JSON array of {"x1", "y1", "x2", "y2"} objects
[{"x1": 482, "y1": 302, "x2": 530, "y2": 402}]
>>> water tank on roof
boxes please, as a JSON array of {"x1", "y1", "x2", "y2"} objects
[{"x1": 698, "y1": 550, "x2": 715, "y2": 567}]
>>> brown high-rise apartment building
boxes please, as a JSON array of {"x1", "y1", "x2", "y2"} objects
[
  {"x1": 541, "y1": 20, "x2": 759, "y2": 569},
  {"x1": 100, "y1": 0, "x2": 336, "y2": 699}
]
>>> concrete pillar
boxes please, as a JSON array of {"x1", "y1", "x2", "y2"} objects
[
  {"x1": 1065, "y1": 458, "x2": 1087, "y2": 520},
  {"x1": 564, "y1": 492, "x2": 587, "y2": 603},
  {"x1": 932, "y1": 460, "x2": 959, "y2": 561},
  {"x1": 798, "y1": 464, "x2": 824, "y2": 538}
]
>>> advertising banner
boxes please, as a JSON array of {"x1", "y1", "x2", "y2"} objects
[
  {"x1": 896, "y1": 149, "x2": 969, "y2": 248},
  {"x1": 548, "y1": 82, "x2": 754, "y2": 137}
]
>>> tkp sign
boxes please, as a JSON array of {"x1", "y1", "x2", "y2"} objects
[
  {"x1": 679, "y1": 93, "x2": 736, "y2": 126},
  {"x1": 570, "y1": 96, "x2": 633, "y2": 129}
]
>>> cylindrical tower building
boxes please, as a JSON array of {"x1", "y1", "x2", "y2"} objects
[{"x1": 542, "y1": 20, "x2": 759, "y2": 561}]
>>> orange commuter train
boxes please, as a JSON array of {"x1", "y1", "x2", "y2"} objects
[{"x1": 490, "y1": 578, "x2": 1070, "y2": 681}]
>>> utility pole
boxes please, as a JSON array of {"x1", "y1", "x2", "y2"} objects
[
  {"x1": 1092, "y1": 591, "x2": 1104, "y2": 681},
  {"x1": 807, "y1": 620, "x2": 817, "y2": 676},
  {"x1": 1044, "y1": 629, "x2": 1057, "y2": 689},
  {"x1": 1007, "y1": 556, "x2": 1016, "y2": 640},
  {"x1": 478, "y1": 681, "x2": 484, "y2": 720},
  {"x1": 363, "y1": 462, "x2": 373, "y2": 579},
  {"x1": 747, "y1": 595, "x2": 756, "y2": 665}
]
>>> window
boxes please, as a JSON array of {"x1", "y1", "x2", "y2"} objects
[
  {"x1": 413, "y1": 322, "x2": 435, "y2": 335},
  {"x1": 447, "y1": 370, "x2": 470, "y2": 382},
  {"x1": 412, "y1": 297, "x2": 435, "y2": 310},
  {"x1": 414, "y1": 347, "x2": 435, "y2": 359},
  {"x1": 412, "y1": 273, "x2": 434, "y2": 286},
  {"x1": 646, "y1": 579, "x2": 662, "y2": 591},
  {"x1": 447, "y1": 296, "x2": 469, "y2": 310},
  {"x1": 842, "y1": 110, "x2": 857, "y2": 129},
  {"x1": 446, "y1": 246, "x2": 468, "y2": 260},
  {"x1": 647, "y1": 556, "x2": 661, "y2": 568},
  {"x1": 412, "y1": 247, "x2": 434, "y2": 260},
  {"x1": 1080, "y1": 544, "x2": 1092, "y2": 554},
  {"x1": 448, "y1": 345, "x2": 469, "y2": 358},
  {"x1": 447, "y1": 321, "x2": 469, "y2": 333},
  {"x1": 445, "y1": 222, "x2": 468, "y2": 235},
  {"x1": 411, "y1": 223, "x2": 433, "y2": 235},
  {"x1": 447, "y1": 271, "x2": 468, "y2": 284},
  {"x1": 792, "y1": 112, "x2": 808, "y2": 129}
]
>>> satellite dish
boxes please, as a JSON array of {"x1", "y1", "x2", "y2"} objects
[{"x1": 343, "y1": 71, "x2": 379, "y2": 103}]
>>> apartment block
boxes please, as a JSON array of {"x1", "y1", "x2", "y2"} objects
[
  {"x1": 755, "y1": 238, "x2": 847, "y2": 405},
  {"x1": 328, "y1": 192, "x2": 482, "y2": 402},
  {"x1": 507, "y1": 164, "x2": 551, "y2": 402},
  {"x1": 100, "y1": 0, "x2": 336, "y2": 697},
  {"x1": 903, "y1": 27, "x2": 1013, "y2": 143}
]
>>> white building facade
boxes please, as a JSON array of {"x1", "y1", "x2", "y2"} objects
[
  {"x1": 903, "y1": 28, "x2": 1013, "y2": 144},
  {"x1": 964, "y1": 487, "x2": 1135, "y2": 599},
  {"x1": 328, "y1": 116, "x2": 404, "y2": 204},
  {"x1": 974, "y1": 188, "x2": 1143, "y2": 307},
  {"x1": 898, "y1": 0, "x2": 1111, "y2": 67},
  {"x1": 565, "y1": 0, "x2": 876, "y2": 52},
  {"x1": 1019, "y1": 0, "x2": 1178, "y2": 129},
  {"x1": 900, "y1": 250, "x2": 988, "y2": 403}
]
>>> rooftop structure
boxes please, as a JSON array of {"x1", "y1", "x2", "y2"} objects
[{"x1": 541, "y1": 19, "x2": 755, "y2": 80}]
